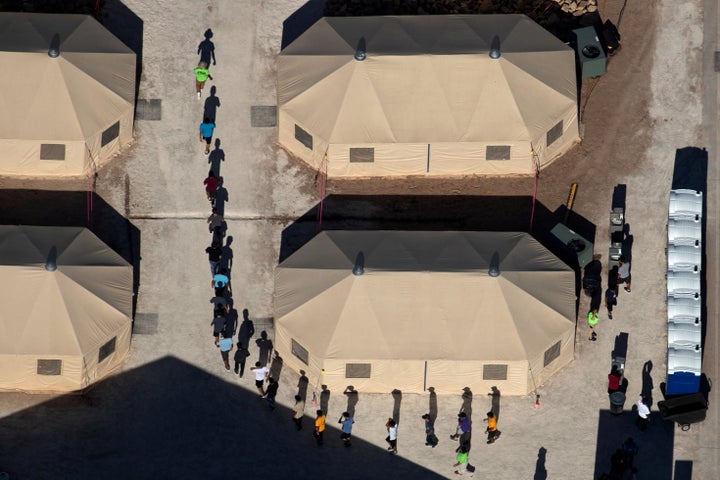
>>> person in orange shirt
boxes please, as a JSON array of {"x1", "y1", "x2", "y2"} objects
[
  {"x1": 485, "y1": 411, "x2": 501, "y2": 444},
  {"x1": 313, "y1": 410, "x2": 326, "y2": 446}
]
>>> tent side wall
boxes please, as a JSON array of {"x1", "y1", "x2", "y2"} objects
[
  {"x1": 527, "y1": 324, "x2": 576, "y2": 389},
  {"x1": 278, "y1": 111, "x2": 328, "y2": 171},
  {"x1": 532, "y1": 104, "x2": 580, "y2": 169},
  {"x1": 79, "y1": 320, "x2": 132, "y2": 389},
  {"x1": 0, "y1": 139, "x2": 87, "y2": 176},
  {"x1": 86, "y1": 104, "x2": 135, "y2": 171},
  {"x1": 0, "y1": 354, "x2": 83, "y2": 393}
]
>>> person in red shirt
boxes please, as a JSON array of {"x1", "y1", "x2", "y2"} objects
[
  {"x1": 203, "y1": 170, "x2": 220, "y2": 205},
  {"x1": 608, "y1": 366, "x2": 621, "y2": 394}
]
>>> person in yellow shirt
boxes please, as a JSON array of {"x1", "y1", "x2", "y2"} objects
[
  {"x1": 485, "y1": 411, "x2": 501, "y2": 444},
  {"x1": 313, "y1": 410, "x2": 326, "y2": 446},
  {"x1": 193, "y1": 61, "x2": 213, "y2": 99}
]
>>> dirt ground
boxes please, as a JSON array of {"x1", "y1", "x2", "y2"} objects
[{"x1": 0, "y1": 0, "x2": 717, "y2": 479}]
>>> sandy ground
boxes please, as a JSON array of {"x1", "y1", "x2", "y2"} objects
[{"x1": 0, "y1": 0, "x2": 718, "y2": 478}]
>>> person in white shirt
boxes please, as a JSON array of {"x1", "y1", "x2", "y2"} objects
[
  {"x1": 250, "y1": 362, "x2": 269, "y2": 396},
  {"x1": 385, "y1": 418, "x2": 398, "y2": 454},
  {"x1": 636, "y1": 395, "x2": 650, "y2": 431}
]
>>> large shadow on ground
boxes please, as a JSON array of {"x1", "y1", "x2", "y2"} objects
[
  {"x1": 100, "y1": 0, "x2": 144, "y2": 99},
  {"x1": 0, "y1": 189, "x2": 141, "y2": 317},
  {"x1": 0, "y1": 357, "x2": 443, "y2": 479},
  {"x1": 593, "y1": 409, "x2": 674, "y2": 478}
]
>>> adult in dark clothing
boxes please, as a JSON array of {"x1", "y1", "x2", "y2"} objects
[
  {"x1": 234, "y1": 344, "x2": 250, "y2": 377},
  {"x1": 205, "y1": 241, "x2": 222, "y2": 276},
  {"x1": 256, "y1": 330, "x2": 273, "y2": 365},
  {"x1": 422, "y1": 414, "x2": 438, "y2": 447},
  {"x1": 211, "y1": 309, "x2": 226, "y2": 343},
  {"x1": 263, "y1": 377, "x2": 279, "y2": 410}
]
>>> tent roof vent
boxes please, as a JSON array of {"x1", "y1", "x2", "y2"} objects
[
  {"x1": 45, "y1": 246, "x2": 58, "y2": 271},
  {"x1": 353, "y1": 252, "x2": 365, "y2": 276},
  {"x1": 48, "y1": 33, "x2": 60, "y2": 58},
  {"x1": 489, "y1": 251, "x2": 500, "y2": 277}
]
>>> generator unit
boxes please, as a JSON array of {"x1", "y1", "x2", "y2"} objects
[{"x1": 573, "y1": 26, "x2": 607, "y2": 79}]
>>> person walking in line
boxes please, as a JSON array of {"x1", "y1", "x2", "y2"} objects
[
  {"x1": 622, "y1": 436, "x2": 639, "y2": 470},
  {"x1": 212, "y1": 268, "x2": 229, "y2": 297},
  {"x1": 485, "y1": 411, "x2": 501, "y2": 444},
  {"x1": 385, "y1": 418, "x2": 398, "y2": 454},
  {"x1": 205, "y1": 241, "x2": 222, "y2": 276},
  {"x1": 605, "y1": 285, "x2": 618, "y2": 320},
  {"x1": 422, "y1": 414, "x2": 438, "y2": 448},
  {"x1": 262, "y1": 377, "x2": 279, "y2": 410},
  {"x1": 233, "y1": 343, "x2": 250, "y2": 377},
  {"x1": 588, "y1": 306, "x2": 599, "y2": 341},
  {"x1": 217, "y1": 331, "x2": 233, "y2": 371},
  {"x1": 207, "y1": 208, "x2": 223, "y2": 234},
  {"x1": 339, "y1": 412, "x2": 354, "y2": 447},
  {"x1": 618, "y1": 256, "x2": 632, "y2": 293},
  {"x1": 313, "y1": 410, "x2": 326, "y2": 446},
  {"x1": 251, "y1": 361, "x2": 269, "y2": 396},
  {"x1": 607, "y1": 366, "x2": 622, "y2": 394},
  {"x1": 193, "y1": 61, "x2": 213, "y2": 99},
  {"x1": 203, "y1": 170, "x2": 220, "y2": 206},
  {"x1": 636, "y1": 395, "x2": 650, "y2": 431},
  {"x1": 453, "y1": 445, "x2": 469, "y2": 475},
  {"x1": 199, "y1": 117, "x2": 216, "y2": 155},
  {"x1": 449, "y1": 412, "x2": 470, "y2": 441},
  {"x1": 292, "y1": 395, "x2": 305, "y2": 431},
  {"x1": 211, "y1": 309, "x2": 226, "y2": 344}
]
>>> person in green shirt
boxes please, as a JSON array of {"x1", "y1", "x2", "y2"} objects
[
  {"x1": 453, "y1": 446, "x2": 469, "y2": 475},
  {"x1": 194, "y1": 61, "x2": 213, "y2": 99}
]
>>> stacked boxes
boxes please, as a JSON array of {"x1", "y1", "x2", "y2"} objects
[{"x1": 666, "y1": 189, "x2": 703, "y2": 395}]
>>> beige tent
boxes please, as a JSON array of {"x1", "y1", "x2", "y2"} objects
[
  {"x1": 278, "y1": 15, "x2": 579, "y2": 177},
  {"x1": 0, "y1": 13, "x2": 136, "y2": 176},
  {"x1": 275, "y1": 231, "x2": 576, "y2": 395},
  {"x1": 0, "y1": 226, "x2": 133, "y2": 393}
]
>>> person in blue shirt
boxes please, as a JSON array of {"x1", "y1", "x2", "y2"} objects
[
  {"x1": 199, "y1": 117, "x2": 216, "y2": 155},
  {"x1": 217, "y1": 331, "x2": 233, "y2": 371},
  {"x1": 339, "y1": 412, "x2": 354, "y2": 447},
  {"x1": 212, "y1": 268, "x2": 229, "y2": 297}
]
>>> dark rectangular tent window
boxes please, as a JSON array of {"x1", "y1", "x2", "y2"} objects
[
  {"x1": 99, "y1": 337, "x2": 117, "y2": 364},
  {"x1": 349, "y1": 148, "x2": 375, "y2": 163},
  {"x1": 486, "y1": 146, "x2": 511, "y2": 161},
  {"x1": 294, "y1": 125, "x2": 313, "y2": 150},
  {"x1": 345, "y1": 363, "x2": 371, "y2": 378},
  {"x1": 40, "y1": 144, "x2": 66, "y2": 160},
  {"x1": 483, "y1": 364, "x2": 508, "y2": 380},
  {"x1": 101, "y1": 121, "x2": 121, "y2": 147},
  {"x1": 291, "y1": 339, "x2": 309, "y2": 365},
  {"x1": 37, "y1": 359, "x2": 62, "y2": 375},
  {"x1": 546, "y1": 120, "x2": 563, "y2": 147},
  {"x1": 544, "y1": 341, "x2": 561, "y2": 367}
]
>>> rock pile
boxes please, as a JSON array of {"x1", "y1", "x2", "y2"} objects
[{"x1": 554, "y1": 0, "x2": 598, "y2": 16}]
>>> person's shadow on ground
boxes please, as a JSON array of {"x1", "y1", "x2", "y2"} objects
[
  {"x1": 320, "y1": 384, "x2": 330, "y2": 415},
  {"x1": 208, "y1": 139, "x2": 225, "y2": 175},
  {"x1": 256, "y1": 330, "x2": 273, "y2": 365},
  {"x1": 225, "y1": 308, "x2": 238, "y2": 336},
  {"x1": 221, "y1": 236, "x2": 234, "y2": 271},
  {"x1": 297, "y1": 370, "x2": 309, "y2": 403},
  {"x1": 642, "y1": 360, "x2": 654, "y2": 407},
  {"x1": 215, "y1": 181, "x2": 228, "y2": 216},
  {"x1": 198, "y1": 28, "x2": 216, "y2": 66},
  {"x1": 344, "y1": 386, "x2": 359, "y2": 417},
  {"x1": 622, "y1": 224, "x2": 634, "y2": 264},
  {"x1": 534, "y1": 447, "x2": 548, "y2": 480},
  {"x1": 238, "y1": 308, "x2": 255, "y2": 350},
  {"x1": 460, "y1": 387, "x2": 473, "y2": 421},
  {"x1": 392, "y1": 389, "x2": 402, "y2": 424},
  {"x1": 270, "y1": 352, "x2": 283, "y2": 380},
  {"x1": 203, "y1": 86, "x2": 220, "y2": 122},
  {"x1": 428, "y1": 386, "x2": 438, "y2": 423},
  {"x1": 488, "y1": 386, "x2": 501, "y2": 421}
]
